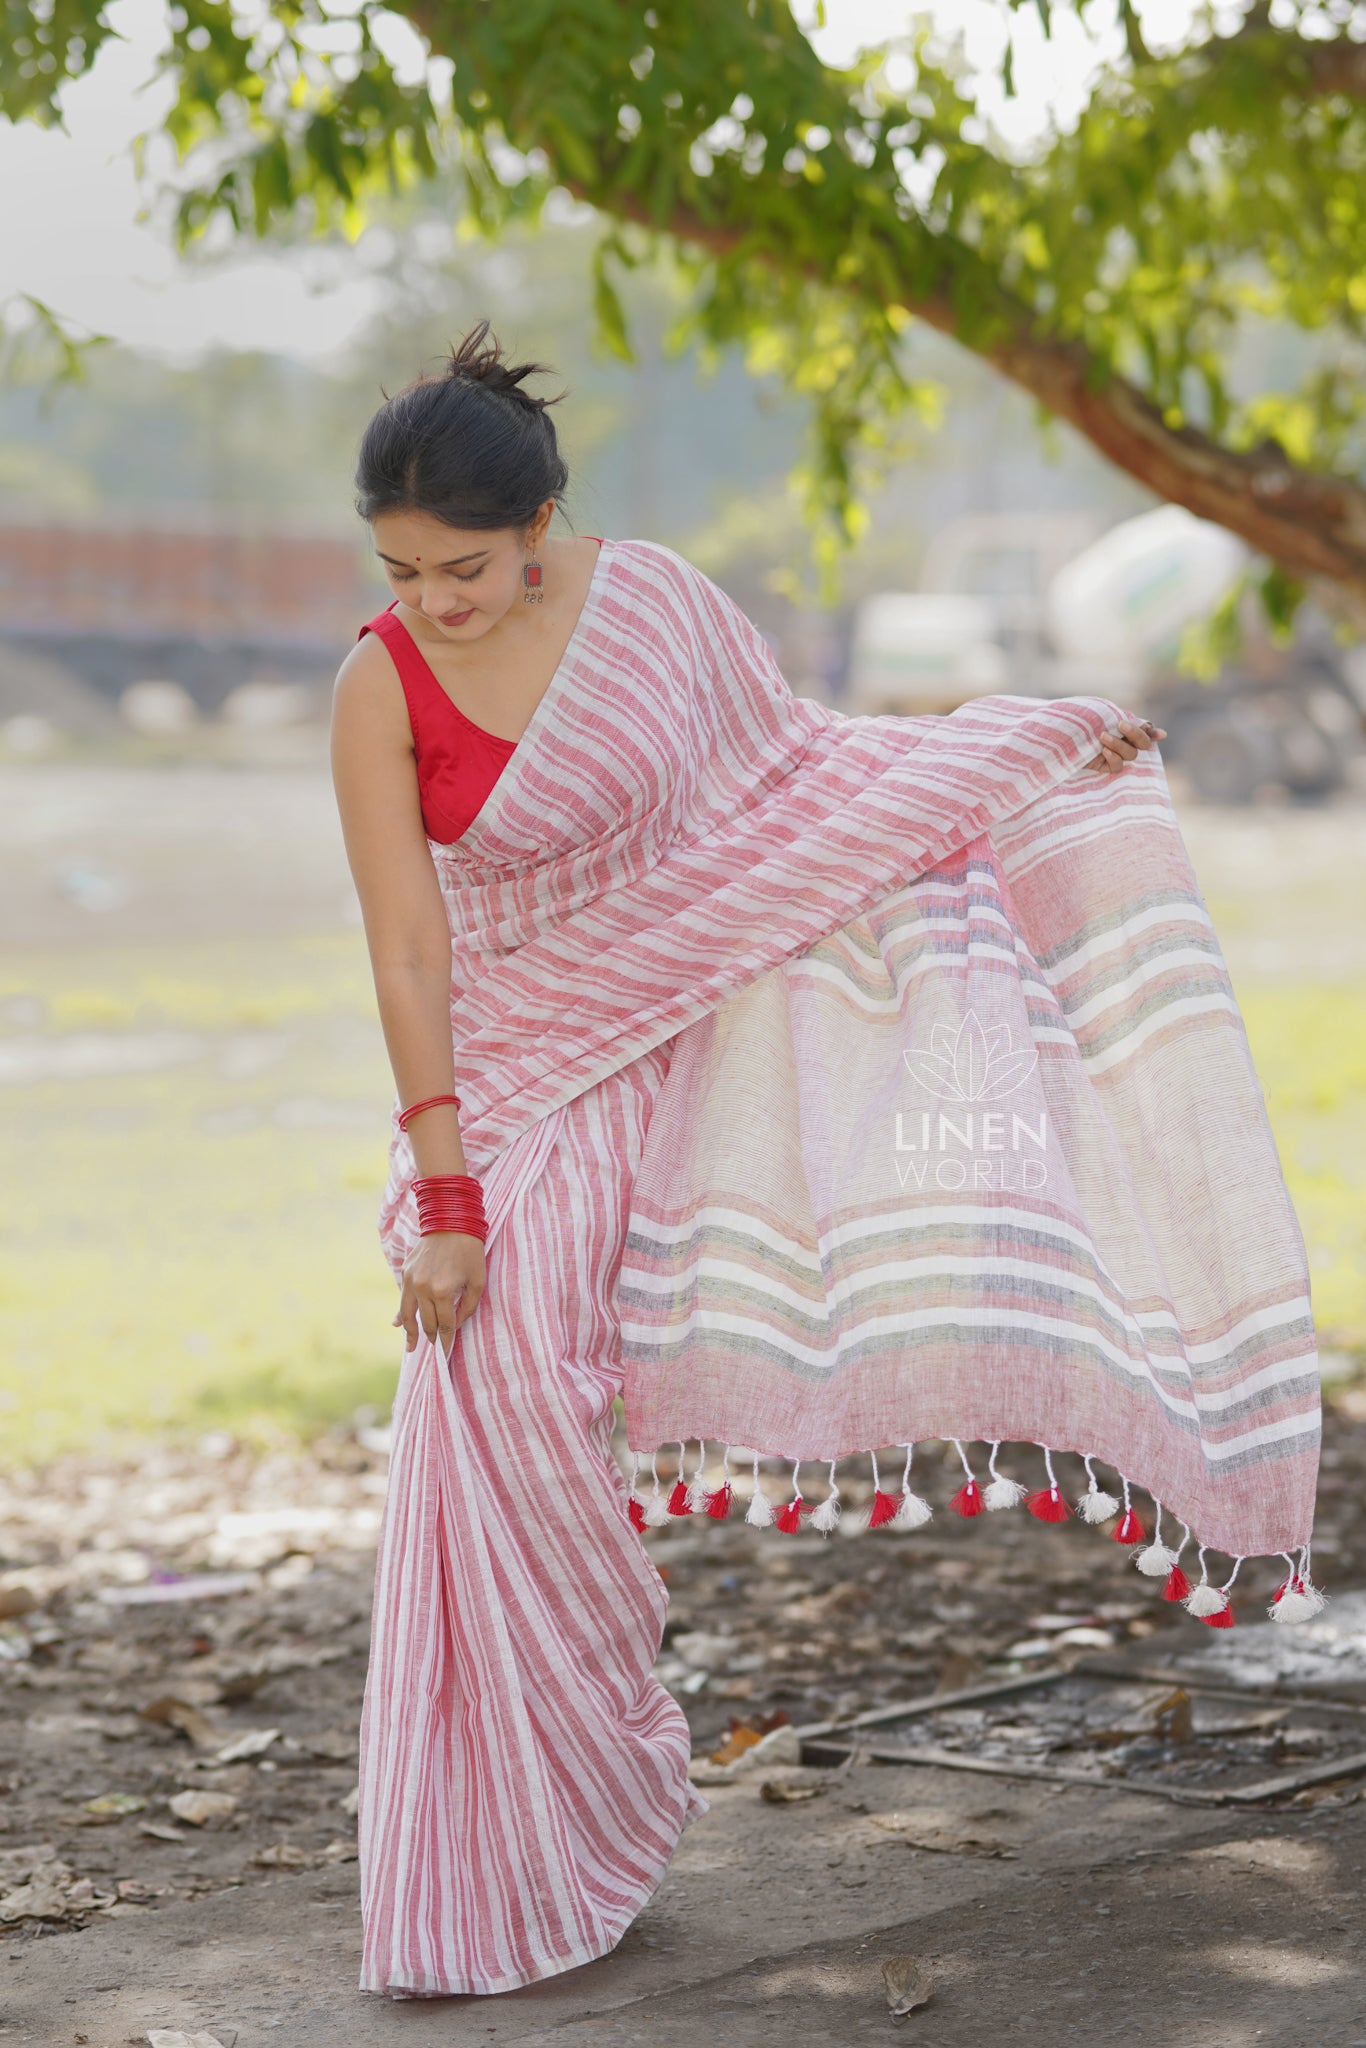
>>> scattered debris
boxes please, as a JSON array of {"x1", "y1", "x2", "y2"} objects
[
  {"x1": 210, "y1": 1727, "x2": 280, "y2": 1765},
  {"x1": 690, "y1": 1719, "x2": 801, "y2": 1784},
  {"x1": 758, "y1": 1774, "x2": 825, "y2": 1804},
  {"x1": 140, "y1": 1695, "x2": 224, "y2": 1750},
  {"x1": 167, "y1": 1791, "x2": 239, "y2": 1828},
  {"x1": 100, "y1": 1572, "x2": 260, "y2": 1606},
  {"x1": 882, "y1": 1954, "x2": 936, "y2": 2019},
  {"x1": 707, "y1": 1711, "x2": 791, "y2": 1767},
  {"x1": 81, "y1": 1793, "x2": 148, "y2": 1821},
  {"x1": 870, "y1": 1814, "x2": 1017, "y2": 1858}
]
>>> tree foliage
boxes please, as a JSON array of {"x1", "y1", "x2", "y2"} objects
[{"x1": 7, "y1": 0, "x2": 1366, "y2": 613}]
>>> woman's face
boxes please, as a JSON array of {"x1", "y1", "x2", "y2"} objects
[{"x1": 370, "y1": 502, "x2": 553, "y2": 642}]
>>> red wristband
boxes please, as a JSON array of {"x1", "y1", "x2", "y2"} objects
[{"x1": 398, "y1": 1093, "x2": 462, "y2": 1132}]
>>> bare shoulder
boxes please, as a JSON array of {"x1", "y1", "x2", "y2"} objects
[{"x1": 332, "y1": 630, "x2": 409, "y2": 738}]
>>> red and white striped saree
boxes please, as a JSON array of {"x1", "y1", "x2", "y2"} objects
[{"x1": 361, "y1": 535, "x2": 1320, "y2": 1996}]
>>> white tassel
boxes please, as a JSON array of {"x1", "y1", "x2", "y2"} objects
[
  {"x1": 892, "y1": 1489, "x2": 933, "y2": 1530},
  {"x1": 810, "y1": 1459, "x2": 841, "y2": 1534},
  {"x1": 1269, "y1": 1587, "x2": 1320, "y2": 1623},
  {"x1": 684, "y1": 1439, "x2": 710, "y2": 1513},
  {"x1": 641, "y1": 1452, "x2": 671, "y2": 1527},
  {"x1": 1077, "y1": 1455, "x2": 1119, "y2": 1524},
  {"x1": 984, "y1": 1442, "x2": 1024, "y2": 1510},
  {"x1": 1135, "y1": 1540, "x2": 1177, "y2": 1577},
  {"x1": 745, "y1": 1452, "x2": 775, "y2": 1527},
  {"x1": 1269, "y1": 1551, "x2": 1327, "y2": 1623},
  {"x1": 1184, "y1": 1545, "x2": 1233, "y2": 1620},
  {"x1": 890, "y1": 1444, "x2": 933, "y2": 1529}
]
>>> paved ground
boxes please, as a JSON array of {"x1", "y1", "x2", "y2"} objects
[{"x1": 2, "y1": 1756, "x2": 1362, "y2": 2046}]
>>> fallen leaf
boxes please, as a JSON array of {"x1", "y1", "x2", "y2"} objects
[
  {"x1": 1150, "y1": 1688, "x2": 1194, "y2": 1744},
  {"x1": 210, "y1": 1727, "x2": 279, "y2": 1766},
  {"x1": 81, "y1": 1794, "x2": 146, "y2": 1822},
  {"x1": 0, "y1": 1861, "x2": 78, "y2": 1924},
  {"x1": 882, "y1": 1954, "x2": 936, "y2": 2019},
  {"x1": 138, "y1": 1823, "x2": 187, "y2": 1843},
  {"x1": 250, "y1": 1844, "x2": 312, "y2": 1869},
  {"x1": 935, "y1": 1652, "x2": 981, "y2": 1694},
  {"x1": 167, "y1": 1790, "x2": 238, "y2": 1828},
  {"x1": 759, "y1": 1777, "x2": 823, "y2": 1804},
  {"x1": 140, "y1": 1697, "x2": 223, "y2": 1752},
  {"x1": 708, "y1": 1709, "x2": 790, "y2": 1767},
  {"x1": 214, "y1": 1666, "x2": 270, "y2": 1705}
]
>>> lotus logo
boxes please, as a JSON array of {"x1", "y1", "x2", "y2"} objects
[{"x1": 903, "y1": 1010, "x2": 1038, "y2": 1103}]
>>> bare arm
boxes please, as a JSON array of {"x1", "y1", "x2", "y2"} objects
[{"x1": 330, "y1": 636, "x2": 486, "y2": 1352}]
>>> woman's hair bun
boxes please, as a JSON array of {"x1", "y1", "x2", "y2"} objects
[
  {"x1": 445, "y1": 317, "x2": 562, "y2": 416},
  {"x1": 355, "y1": 315, "x2": 571, "y2": 533}
]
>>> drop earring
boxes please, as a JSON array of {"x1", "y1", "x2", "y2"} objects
[{"x1": 523, "y1": 536, "x2": 543, "y2": 605}]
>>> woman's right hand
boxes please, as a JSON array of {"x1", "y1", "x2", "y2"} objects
[{"x1": 394, "y1": 1232, "x2": 487, "y2": 1356}]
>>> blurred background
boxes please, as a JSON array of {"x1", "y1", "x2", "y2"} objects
[{"x1": 1, "y1": 0, "x2": 1364, "y2": 1472}]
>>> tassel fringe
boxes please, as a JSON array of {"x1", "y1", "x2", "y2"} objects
[{"x1": 622, "y1": 1441, "x2": 1317, "y2": 1628}]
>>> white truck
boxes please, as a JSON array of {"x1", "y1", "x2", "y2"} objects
[{"x1": 844, "y1": 506, "x2": 1366, "y2": 804}]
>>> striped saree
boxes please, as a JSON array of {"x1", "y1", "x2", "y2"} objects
[{"x1": 361, "y1": 535, "x2": 1320, "y2": 1996}]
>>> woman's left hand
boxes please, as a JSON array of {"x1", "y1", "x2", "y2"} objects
[{"x1": 1085, "y1": 716, "x2": 1167, "y2": 773}]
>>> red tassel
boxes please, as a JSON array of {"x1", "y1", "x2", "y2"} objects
[
  {"x1": 1026, "y1": 1486, "x2": 1069, "y2": 1523},
  {"x1": 949, "y1": 1479, "x2": 984, "y2": 1518},
  {"x1": 867, "y1": 1488, "x2": 901, "y2": 1529},
  {"x1": 1112, "y1": 1509, "x2": 1146, "y2": 1545},
  {"x1": 628, "y1": 1497, "x2": 647, "y2": 1532},
  {"x1": 1200, "y1": 1601, "x2": 1235, "y2": 1629},
  {"x1": 775, "y1": 1498, "x2": 806, "y2": 1532},
  {"x1": 705, "y1": 1483, "x2": 733, "y2": 1520},
  {"x1": 667, "y1": 1480, "x2": 692, "y2": 1516},
  {"x1": 1162, "y1": 1564, "x2": 1191, "y2": 1601}
]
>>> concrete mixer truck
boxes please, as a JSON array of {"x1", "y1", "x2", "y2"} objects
[{"x1": 843, "y1": 505, "x2": 1366, "y2": 804}]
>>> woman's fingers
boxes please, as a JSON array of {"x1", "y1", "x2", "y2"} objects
[{"x1": 1089, "y1": 718, "x2": 1169, "y2": 772}]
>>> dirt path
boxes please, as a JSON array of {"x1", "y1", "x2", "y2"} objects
[{"x1": 2, "y1": 1401, "x2": 1365, "y2": 2046}]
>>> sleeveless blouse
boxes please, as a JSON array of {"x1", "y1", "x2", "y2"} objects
[{"x1": 358, "y1": 540, "x2": 604, "y2": 845}]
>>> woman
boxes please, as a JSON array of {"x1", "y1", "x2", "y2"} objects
[{"x1": 330, "y1": 322, "x2": 1319, "y2": 2000}]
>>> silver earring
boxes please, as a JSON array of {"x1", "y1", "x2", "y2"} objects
[{"x1": 523, "y1": 540, "x2": 543, "y2": 605}]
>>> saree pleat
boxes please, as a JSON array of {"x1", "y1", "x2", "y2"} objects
[{"x1": 359, "y1": 1041, "x2": 706, "y2": 1998}]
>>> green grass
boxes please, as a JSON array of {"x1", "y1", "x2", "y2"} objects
[
  {"x1": 0, "y1": 933, "x2": 401, "y2": 1464},
  {"x1": 0, "y1": 934, "x2": 1362, "y2": 1465},
  {"x1": 1234, "y1": 980, "x2": 1366, "y2": 1353}
]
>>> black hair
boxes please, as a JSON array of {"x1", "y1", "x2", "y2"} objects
[{"x1": 354, "y1": 318, "x2": 570, "y2": 534}]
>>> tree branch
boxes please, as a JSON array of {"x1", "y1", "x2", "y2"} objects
[{"x1": 565, "y1": 181, "x2": 1366, "y2": 598}]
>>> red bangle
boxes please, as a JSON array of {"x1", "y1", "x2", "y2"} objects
[
  {"x1": 413, "y1": 1173, "x2": 487, "y2": 1242},
  {"x1": 398, "y1": 1093, "x2": 462, "y2": 1132}
]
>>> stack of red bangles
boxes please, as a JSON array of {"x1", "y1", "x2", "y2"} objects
[
  {"x1": 398, "y1": 1094, "x2": 488, "y2": 1242},
  {"x1": 413, "y1": 1175, "x2": 487, "y2": 1241}
]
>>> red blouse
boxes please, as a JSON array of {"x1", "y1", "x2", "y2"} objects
[{"x1": 358, "y1": 541, "x2": 603, "y2": 845}]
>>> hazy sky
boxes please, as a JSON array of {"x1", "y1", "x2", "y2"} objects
[{"x1": 0, "y1": 0, "x2": 1196, "y2": 366}]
